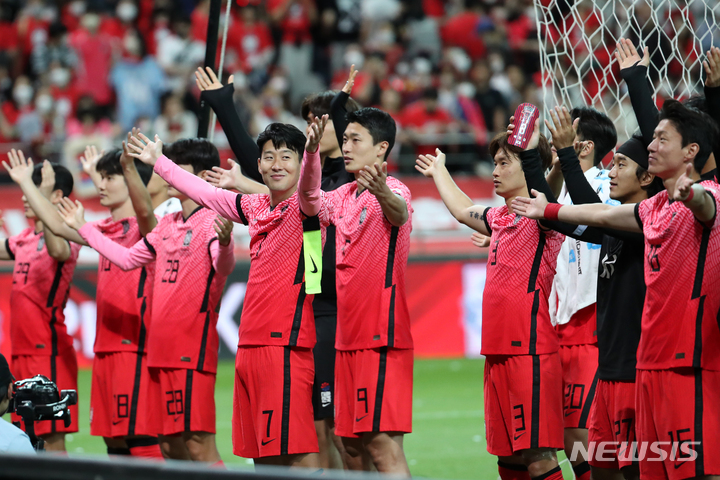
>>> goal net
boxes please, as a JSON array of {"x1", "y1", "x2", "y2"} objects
[{"x1": 533, "y1": 0, "x2": 720, "y2": 142}]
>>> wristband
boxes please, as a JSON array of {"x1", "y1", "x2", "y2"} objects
[
  {"x1": 684, "y1": 186, "x2": 695, "y2": 203},
  {"x1": 544, "y1": 203, "x2": 562, "y2": 221}
]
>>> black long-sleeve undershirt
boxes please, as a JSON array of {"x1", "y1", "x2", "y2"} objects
[
  {"x1": 620, "y1": 64, "x2": 658, "y2": 147},
  {"x1": 200, "y1": 84, "x2": 263, "y2": 184}
]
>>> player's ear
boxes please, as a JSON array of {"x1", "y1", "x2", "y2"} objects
[
  {"x1": 257, "y1": 157, "x2": 261, "y2": 174},
  {"x1": 582, "y1": 140, "x2": 595, "y2": 158},
  {"x1": 638, "y1": 169, "x2": 655, "y2": 188},
  {"x1": 50, "y1": 189, "x2": 64, "y2": 204},
  {"x1": 375, "y1": 141, "x2": 389, "y2": 160},
  {"x1": 197, "y1": 170, "x2": 208, "y2": 180},
  {"x1": 684, "y1": 143, "x2": 699, "y2": 164}
]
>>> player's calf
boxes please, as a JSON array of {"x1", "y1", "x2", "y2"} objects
[
  {"x1": 40, "y1": 433, "x2": 66, "y2": 452},
  {"x1": 521, "y1": 448, "x2": 562, "y2": 479},
  {"x1": 564, "y1": 428, "x2": 590, "y2": 479},
  {"x1": 183, "y1": 431, "x2": 221, "y2": 463},
  {"x1": 362, "y1": 432, "x2": 410, "y2": 476}
]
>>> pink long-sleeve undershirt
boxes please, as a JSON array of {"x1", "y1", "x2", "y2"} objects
[{"x1": 298, "y1": 148, "x2": 322, "y2": 216}]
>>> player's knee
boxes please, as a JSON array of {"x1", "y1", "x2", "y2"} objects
[
  {"x1": 184, "y1": 432, "x2": 218, "y2": 461},
  {"x1": 521, "y1": 447, "x2": 558, "y2": 475},
  {"x1": 341, "y1": 437, "x2": 364, "y2": 459}
]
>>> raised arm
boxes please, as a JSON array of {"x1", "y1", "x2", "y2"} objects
[
  {"x1": 205, "y1": 159, "x2": 269, "y2": 194},
  {"x1": 126, "y1": 132, "x2": 244, "y2": 223},
  {"x1": 512, "y1": 190, "x2": 642, "y2": 233},
  {"x1": 415, "y1": 149, "x2": 490, "y2": 235},
  {"x1": 37, "y1": 161, "x2": 72, "y2": 261},
  {"x1": 702, "y1": 46, "x2": 720, "y2": 164},
  {"x1": 121, "y1": 131, "x2": 157, "y2": 236},
  {"x1": 58, "y1": 197, "x2": 154, "y2": 271},
  {"x1": 196, "y1": 67, "x2": 263, "y2": 183},
  {"x1": 330, "y1": 65, "x2": 359, "y2": 147},
  {"x1": 3, "y1": 150, "x2": 87, "y2": 246},
  {"x1": 299, "y1": 115, "x2": 328, "y2": 217},
  {"x1": 210, "y1": 216, "x2": 236, "y2": 277},
  {"x1": 79, "y1": 145, "x2": 103, "y2": 192},
  {"x1": 616, "y1": 39, "x2": 657, "y2": 146},
  {"x1": 674, "y1": 165, "x2": 717, "y2": 224}
]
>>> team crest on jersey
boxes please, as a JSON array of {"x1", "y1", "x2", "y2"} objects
[
  {"x1": 183, "y1": 230, "x2": 193, "y2": 246},
  {"x1": 359, "y1": 207, "x2": 367, "y2": 225},
  {"x1": 122, "y1": 220, "x2": 130, "y2": 234},
  {"x1": 36, "y1": 236, "x2": 45, "y2": 251}
]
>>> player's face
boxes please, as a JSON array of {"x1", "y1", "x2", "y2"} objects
[
  {"x1": 492, "y1": 149, "x2": 526, "y2": 198},
  {"x1": 98, "y1": 173, "x2": 130, "y2": 208},
  {"x1": 147, "y1": 172, "x2": 169, "y2": 197},
  {"x1": 647, "y1": 119, "x2": 690, "y2": 179},
  {"x1": 609, "y1": 153, "x2": 643, "y2": 203},
  {"x1": 257, "y1": 141, "x2": 300, "y2": 193},
  {"x1": 306, "y1": 112, "x2": 337, "y2": 156},
  {"x1": 342, "y1": 122, "x2": 387, "y2": 173},
  {"x1": 21, "y1": 194, "x2": 36, "y2": 219}
]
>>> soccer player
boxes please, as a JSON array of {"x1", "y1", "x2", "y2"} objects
[
  {"x1": 105, "y1": 118, "x2": 329, "y2": 467},
  {"x1": 59, "y1": 136, "x2": 234, "y2": 464},
  {"x1": 521, "y1": 105, "x2": 617, "y2": 479},
  {"x1": 416, "y1": 124, "x2": 566, "y2": 480},
  {"x1": 0, "y1": 157, "x2": 80, "y2": 452},
  {"x1": 197, "y1": 64, "x2": 361, "y2": 469},
  {"x1": 616, "y1": 38, "x2": 718, "y2": 183},
  {"x1": 512, "y1": 100, "x2": 720, "y2": 480},
  {"x1": 82, "y1": 143, "x2": 182, "y2": 217},
  {"x1": 317, "y1": 107, "x2": 413, "y2": 476},
  {"x1": 5, "y1": 147, "x2": 164, "y2": 458},
  {"x1": 533, "y1": 109, "x2": 664, "y2": 479}
]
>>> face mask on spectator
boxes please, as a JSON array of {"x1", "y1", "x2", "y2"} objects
[
  {"x1": 50, "y1": 68, "x2": 71, "y2": 88},
  {"x1": 68, "y1": 1, "x2": 86, "y2": 17},
  {"x1": 117, "y1": 2, "x2": 138, "y2": 22},
  {"x1": 269, "y1": 76, "x2": 289, "y2": 94},
  {"x1": 344, "y1": 50, "x2": 364, "y2": 70},
  {"x1": 56, "y1": 98, "x2": 72, "y2": 118},
  {"x1": 81, "y1": 13, "x2": 100, "y2": 32},
  {"x1": 36, "y1": 94, "x2": 54, "y2": 114},
  {"x1": 13, "y1": 84, "x2": 34, "y2": 106}
]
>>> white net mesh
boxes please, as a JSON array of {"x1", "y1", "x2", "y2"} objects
[{"x1": 533, "y1": 0, "x2": 720, "y2": 142}]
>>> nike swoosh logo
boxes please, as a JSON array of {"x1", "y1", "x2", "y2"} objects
[
  {"x1": 112, "y1": 420, "x2": 123, "y2": 425},
  {"x1": 174, "y1": 416, "x2": 180, "y2": 422},
  {"x1": 162, "y1": 236, "x2": 170, "y2": 240},
  {"x1": 355, "y1": 415, "x2": 368, "y2": 422},
  {"x1": 513, "y1": 432, "x2": 526, "y2": 441},
  {"x1": 310, "y1": 257, "x2": 318, "y2": 274},
  {"x1": 261, "y1": 438, "x2": 275, "y2": 446}
]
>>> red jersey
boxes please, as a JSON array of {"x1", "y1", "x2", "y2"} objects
[
  {"x1": 236, "y1": 191, "x2": 332, "y2": 348},
  {"x1": 7, "y1": 229, "x2": 81, "y2": 356},
  {"x1": 326, "y1": 178, "x2": 414, "y2": 351},
  {"x1": 481, "y1": 206, "x2": 564, "y2": 356},
  {"x1": 144, "y1": 207, "x2": 230, "y2": 373},
  {"x1": 635, "y1": 181, "x2": 720, "y2": 371},
  {"x1": 92, "y1": 217, "x2": 154, "y2": 354}
]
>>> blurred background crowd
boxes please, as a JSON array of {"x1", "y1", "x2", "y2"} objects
[{"x1": 0, "y1": 0, "x2": 716, "y2": 196}]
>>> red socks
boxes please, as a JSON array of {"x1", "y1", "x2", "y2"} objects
[
  {"x1": 498, "y1": 461, "x2": 531, "y2": 480},
  {"x1": 211, "y1": 460, "x2": 226, "y2": 468},
  {"x1": 572, "y1": 461, "x2": 591, "y2": 480},
  {"x1": 126, "y1": 438, "x2": 164, "y2": 460},
  {"x1": 532, "y1": 466, "x2": 563, "y2": 480}
]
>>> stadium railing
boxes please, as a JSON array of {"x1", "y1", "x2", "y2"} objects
[{"x1": 0, "y1": 453, "x2": 390, "y2": 480}]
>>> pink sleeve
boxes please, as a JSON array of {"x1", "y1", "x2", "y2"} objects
[
  {"x1": 298, "y1": 148, "x2": 322, "y2": 217},
  {"x1": 154, "y1": 155, "x2": 244, "y2": 223},
  {"x1": 210, "y1": 236, "x2": 235, "y2": 276},
  {"x1": 78, "y1": 223, "x2": 155, "y2": 271}
]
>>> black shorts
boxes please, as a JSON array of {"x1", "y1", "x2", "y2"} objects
[{"x1": 312, "y1": 314, "x2": 337, "y2": 420}]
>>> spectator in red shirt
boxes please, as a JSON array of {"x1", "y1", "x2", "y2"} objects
[
  {"x1": 69, "y1": 11, "x2": 116, "y2": 112},
  {"x1": 399, "y1": 86, "x2": 456, "y2": 156},
  {"x1": 229, "y1": 6, "x2": 274, "y2": 77},
  {"x1": 100, "y1": 0, "x2": 139, "y2": 41},
  {"x1": 440, "y1": 0, "x2": 491, "y2": 61}
]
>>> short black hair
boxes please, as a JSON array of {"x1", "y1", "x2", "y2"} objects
[
  {"x1": 571, "y1": 107, "x2": 618, "y2": 165},
  {"x1": 301, "y1": 91, "x2": 360, "y2": 121},
  {"x1": 256, "y1": 123, "x2": 306, "y2": 158},
  {"x1": 345, "y1": 108, "x2": 397, "y2": 161},
  {"x1": 489, "y1": 132, "x2": 553, "y2": 170},
  {"x1": 96, "y1": 148, "x2": 153, "y2": 185},
  {"x1": 31, "y1": 162, "x2": 74, "y2": 197},
  {"x1": 163, "y1": 138, "x2": 220, "y2": 174},
  {"x1": 658, "y1": 99, "x2": 719, "y2": 172}
]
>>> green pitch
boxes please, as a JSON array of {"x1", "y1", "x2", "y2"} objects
[{"x1": 13, "y1": 358, "x2": 574, "y2": 478}]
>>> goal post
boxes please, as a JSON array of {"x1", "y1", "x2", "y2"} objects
[{"x1": 533, "y1": 0, "x2": 720, "y2": 142}]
